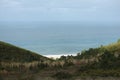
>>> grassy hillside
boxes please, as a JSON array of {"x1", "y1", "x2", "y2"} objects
[
  {"x1": 0, "y1": 41, "x2": 49, "y2": 62},
  {"x1": 56, "y1": 40, "x2": 120, "y2": 78},
  {"x1": 74, "y1": 40, "x2": 120, "y2": 60},
  {"x1": 0, "y1": 40, "x2": 120, "y2": 80},
  {"x1": 0, "y1": 41, "x2": 53, "y2": 75}
]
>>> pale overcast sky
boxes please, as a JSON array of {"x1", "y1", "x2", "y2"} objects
[{"x1": 0, "y1": 0, "x2": 120, "y2": 22}]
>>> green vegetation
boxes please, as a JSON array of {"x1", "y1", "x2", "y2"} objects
[
  {"x1": 0, "y1": 40, "x2": 120, "y2": 80},
  {"x1": 57, "y1": 40, "x2": 120, "y2": 77},
  {"x1": 117, "y1": 39, "x2": 120, "y2": 43},
  {"x1": 0, "y1": 41, "x2": 54, "y2": 74},
  {"x1": 0, "y1": 41, "x2": 50, "y2": 62}
]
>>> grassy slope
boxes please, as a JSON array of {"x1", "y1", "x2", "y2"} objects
[
  {"x1": 104, "y1": 41, "x2": 120, "y2": 55},
  {"x1": 0, "y1": 40, "x2": 120, "y2": 80},
  {"x1": 52, "y1": 41, "x2": 120, "y2": 79},
  {"x1": 0, "y1": 41, "x2": 50, "y2": 62},
  {"x1": 74, "y1": 41, "x2": 120, "y2": 77},
  {"x1": 77, "y1": 41, "x2": 120, "y2": 59}
]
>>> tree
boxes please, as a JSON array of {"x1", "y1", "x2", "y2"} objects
[{"x1": 99, "y1": 50, "x2": 116, "y2": 69}]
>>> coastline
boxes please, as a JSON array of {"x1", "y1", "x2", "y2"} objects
[{"x1": 44, "y1": 54, "x2": 76, "y2": 59}]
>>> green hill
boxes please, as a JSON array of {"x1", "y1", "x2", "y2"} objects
[
  {"x1": 0, "y1": 41, "x2": 49, "y2": 62},
  {"x1": 57, "y1": 40, "x2": 120, "y2": 78},
  {"x1": 0, "y1": 40, "x2": 120, "y2": 80},
  {"x1": 74, "y1": 40, "x2": 120, "y2": 60},
  {"x1": 73, "y1": 40, "x2": 120, "y2": 77}
]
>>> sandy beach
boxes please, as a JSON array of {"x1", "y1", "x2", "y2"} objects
[{"x1": 44, "y1": 54, "x2": 76, "y2": 59}]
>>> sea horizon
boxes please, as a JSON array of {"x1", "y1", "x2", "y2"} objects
[{"x1": 0, "y1": 22, "x2": 120, "y2": 57}]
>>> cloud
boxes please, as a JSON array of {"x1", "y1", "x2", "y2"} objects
[
  {"x1": 0, "y1": 0, "x2": 120, "y2": 22},
  {"x1": 0, "y1": 0, "x2": 22, "y2": 8},
  {"x1": 0, "y1": 0, "x2": 96, "y2": 9}
]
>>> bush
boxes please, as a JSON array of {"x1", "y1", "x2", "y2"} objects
[{"x1": 99, "y1": 50, "x2": 117, "y2": 69}]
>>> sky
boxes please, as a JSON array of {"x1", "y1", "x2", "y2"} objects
[{"x1": 0, "y1": 0, "x2": 120, "y2": 22}]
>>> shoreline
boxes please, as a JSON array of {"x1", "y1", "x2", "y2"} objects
[{"x1": 44, "y1": 54, "x2": 77, "y2": 59}]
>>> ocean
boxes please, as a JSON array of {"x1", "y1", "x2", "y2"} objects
[{"x1": 0, "y1": 21, "x2": 120, "y2": 57}]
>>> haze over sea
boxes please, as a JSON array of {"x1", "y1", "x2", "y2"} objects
[{"x1": 0, "y1": 21, "x2": 120, "y2": 57}]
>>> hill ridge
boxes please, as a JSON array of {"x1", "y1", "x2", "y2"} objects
[{"x1": 0, "y1": 41, "x2": 50, "y2": 62}]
